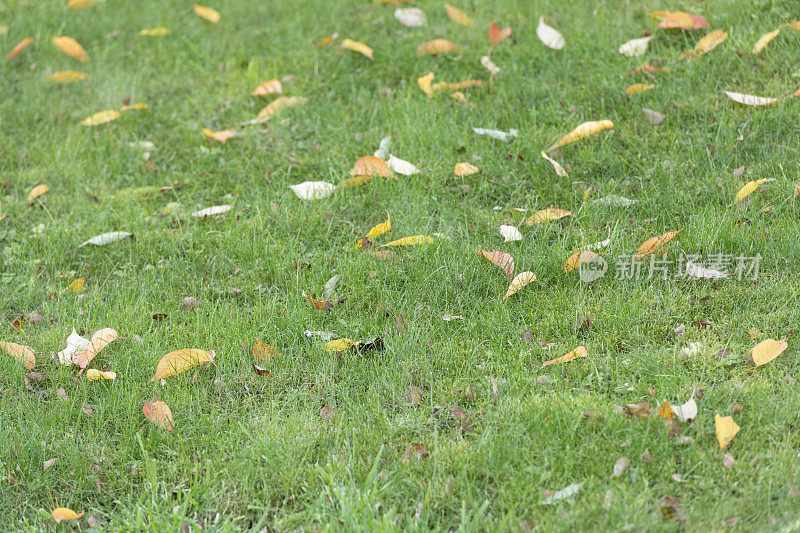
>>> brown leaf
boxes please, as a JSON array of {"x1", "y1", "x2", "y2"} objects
[
  {"x1": 396, "y1": 313, "x2": 407, "y2": 333},
  {"x1": 624, "y1": 401, "x2": 650, "y2": 417},
  {"x1": 407, "y1": 385, "x2": 423, "y2": 405},
  {"x1": 730, "y1": 404, "x2": 748, "y2": 415},
  {"x1": 402, "y1": 442, "x2": 429, "y2": 462},
  {"x1": 180, "y1": 296, "x2": 199, "y2": 311},
  {"x1": 320, "y1": 405, "x2": 334, "y2": 421},
  {"x1": 640, "y1": 448, "x2": 653, "y2": 463},
  {"x1": 251, "y1": 363, "x2": 270, "y2": 376}
]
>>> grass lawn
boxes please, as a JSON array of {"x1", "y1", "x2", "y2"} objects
[{"x1": 2, "y1": 0, "x2": 800, "y2": 529}]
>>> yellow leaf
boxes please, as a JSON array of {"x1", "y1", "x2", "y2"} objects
[
  {"x1": 752, "y1": 29, "x2": 780, "y2": 54},
  {"x1": 636, "y1": 229, "x2": 682, "y2": 256},
  {"x1": 5, "y1": 37, "x2": 34, "y2": 61},
  {"x1": 121, "y1": 103, "x2": 148, "y2": 111},
  {"x1": 152, "y1": 348, "x2": 215, "y2": 380},
  {"x1": 794, "y1": 184, "x2": 800, "y2": 199},
  {"x1": 193, "y1": 4, "x2": 220, "y2": 23},
  {"x1": 86, "y1": 369, "x2": 116, "y2": 381},
  {"x1": 383, "y1": 235, "x2": 434, "y2": 246},
  {"x1": 46, "y1": 70, "x2": 90, "y2": 83},
  {"x1": 444, "y1": 4, "x2": 472, "y2": 26},
  {"x1": 625, "y1": 83, "x2": 654, "y2": 95},
  {"x1": 68, "y1": 277, "x2": 85, "y2": 293},
  {"x1": 541, "y1": 345, "x2": 588, "y2": 367},
  {"x1": 342, "y1": 38, "x2": 373, "y2": 60},
  {"x1": 417, "y1": 39, "x2": 459, "y2": 56},
  {"x1": 751, "y1": 338, "x2": 788, "y2": 367},
  {"x1": 541, "y1": 151, "x2": 568, "y2": 177},
  {"x1": 324, "y1": 339, "x2": 356, "y2": 352},
  {"x1": 350, "y1": 155, "x2": 394, "y2": 178},
  {"x1": 203, "y1": 128, "x2": 236, "y2": 144},
  {"x1": 143, "y1": 400, "x2": 174, "y2": 430},
  {"x1": 67, "y1": 0, "x2": 102, "y2": 9},
  {"x1": 448, "y1": 80, "x2": 482, "y2": 90},
  {"x1": 657, "y1": 11, "x2": 705, "y2": 30},
  {"x1": 0, "y1": 341, "x2": 36, "y2": 370},
  {"x1": 139, "y1": 27, "x2": 169, "y2": 36},
  {"x1": 734, "y1": 178, "x2": 773, "y2": 203},
  {"x1": 565, "y1": 250, "x2": 601, "y2": 272},
  {"x1": 503, "y1": 271, "x2": 536, "y2": 300},
  {"x1": 315, "y1": 32, "x2": 339, "y2": 47},
  {"x1": 724, "y1": 91, "x2": 779, "y2": 107},
  {"x1": 251, "y1": 79, "x2": 282, "y2": 96},
  {"x1": 451, "y1": 91, "x2": 467, "y2": 104},
  {"x1": 73, "y1": 328, "x2": 118, "y2": 369},
  {"x1": 526, "y1": 207, "x2": 571, "y2": 225},
  {"x1": 256, "y1": 96, "x2": 307, "y2": 121},
  {"x1": 657, "y1": 400, "x2": 674, "y2": 420},
  {"x1": 780, "y1": 21, "x2": 800, "y2": 31},
  {"x1": 53, "y1": 36, "x2": 89, "y2": 62},
  {"x1": 26, "y1": 184, "x2": 49, "y2": 203},
  {"x1": 80, "y1": 109, "x2": 121, "y2": 126},
  {"x1": 715, "y1": 414, "x2": 740, "y2": 449},
  {"x1": 454, "y1": 162, "x2": 479, "y2": 176},
  {"x1": 356, "y1": 213, "x2": 391, "y2": 248},
  {"x1": 694, "y1": 29, "x2": 728, "y2": 56},
  {"x1": 547, "y1": 120, "x2": 614, "y2": 151},
  {"x1": 253, "y1": 340, "x2": 280, "y2": 362},
  {"x1": 52, "y1": 508, "x2": 83, "y2": 523},
  {"x1": 417, "y1": 72, "x2": 435, "y2": 97}
]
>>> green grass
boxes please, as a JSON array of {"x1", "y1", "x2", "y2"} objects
[{"x1": 2, "y1": 0, "x2": 800, "y2": 530}]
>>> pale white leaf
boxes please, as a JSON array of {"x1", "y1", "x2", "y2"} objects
[
  {"x1": 685, "y1": 261, "x2": 728, "y2": 279},
  {"x1": 642, "y1": 108, "x2": 664, "y2": 125},
  {"x1": 394, "y1": 8, "x2": 426, "y2": 27},
  {"x1": 540, "y1": 482, "x2": 583, "y2": 505},
  {"x1": 191, "y1": 205, "x2": 232, "y2": 218},
  {"x1": 537, "y1": 16, "x2": 565, "y2": 50},
  {"x1": 671, "y1": 395, "x2": 698, "y2": 422},
  {"x1": 473, "y1": 127, "x2": 518, "y2": 142},
  {"x1": 541, "y1": 151, "x2": 568, "y2": 177},
  {"x1": 618, "y1": 36, "x2": 654, "y2": 57},
  {"x1": 289, "y1": 181, "x2": 335, "y2": 200},
  {"x1": 480, "y1": 55, "x2": 500, "y2": 76},
  {"x1": 500, "y1": 225, "x2": 522, "y2": 242},
  {"x1": 322, "y1": 274, "x2": 341, "y2": 297},
  {"x1": 79, "y1": 231, "x2": 132, "y2": 247},
  {"x1": 57, "y1": 328, "x2": 90, "y2": 366},
  {"x1": 374, "y1": 136, "x2": 391, "y2": 160},
  {"x1": 593, "y1": 194, "x2": 636, "y2": 207},
  {"x1": 723, "y1": 91, "x2": 779, "y2": 107},
  {"x1": 387, "y1": 154, "x2": 420, "y2": 175}
]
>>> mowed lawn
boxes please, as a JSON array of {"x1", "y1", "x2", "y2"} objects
[{"x1": 2, "y1": 0, "x2": 800, "y2": 529}]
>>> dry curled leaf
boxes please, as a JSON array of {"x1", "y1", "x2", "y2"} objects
[
  {"x1": 636, "y1": 229, "x2": 682, "y2": 256},
  {"x1": 541, "y1": 151, "x2": 568, "y2": 177},
  {"x1": 547, "y1": 120, "x2": 614, "y2": 151},
  {"x1": 257, "y1": 96, "x2": 308, "y2": 121},
  {"x1": 489, "y1": 23, "x2": 512, "y2": 46},
  {"x1": 53, "y1": 36, "x2": 89, "y2": 62},
  {"x1": 73, "y1": 328, "x2": 118, "y2": 369},
  {"x1": 251, "y1": 79, "x2": 282, "y2": 96},
  {"x1": 152, "y1": 348, "x2": 215, "y2": 380},
  {"x1": 541, "y1": 346, "x2": 588, "y2": 368},
  {"x1": 402, "y1": 442, "x2": 429, "y2": 462},
  {"x1": 642, "y1": 108, "x2": 664, "y2": 125},
  {"x1": 0, "y1": 341, "x2": 36, "y2": 370},
  {"x1": 143, "y1": 400, "x2": 174, "y2": 430},
  {"x1": 503, "y1": 271, "x2": 537, "y2": 300},
  {"x1": 753, "y1": 29, "x2": 780, "y2": 54},
  {"x1": 692, "y1": 30, "x2": 728, "y2": 57},
  {"x1": 724, "y1": 91, "x2": 779, "y2": 107},
  {"x1": 5, "y1": 38, "x2": 34, "y2": 61},
  {"x1": 395, "y1": 8, "x2": 426, "y2": 28},
  {"x1": 417, "y1": 39, "x2": 459, "y2": 56},
  {"x1": 618, "y1": 36, "x2": 654, "y2": 57},
  {"x1": 612, "y1": 456, "x2": 630, "y2": 477},
  {"x1": 203, "y1": 128, "x2": 236, "y2": 144},
  {"x1": 625, "y1": 401, "x2": 650, "y2": 417},
  {"x1": 27, "y1": 184, "x2": 49, "y2": 203}
]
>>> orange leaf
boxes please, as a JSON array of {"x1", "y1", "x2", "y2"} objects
[
  {"x1": 203, "y1": 128, "x2": 236, "y2": 144},
  {"x1": 5, "y1": 37, "x2": 34, "y2": 61},
  {"x1": 657, "y1": 400, "x2": 674, "y2": 420},
  {"x1": 547, "y1": 120, "x2": 614, "y2": 151},
  {"x1": 253, "y1": 340, "x2": 280, "y2": 362},
  {"x1": 251, "y1": 79, "x2": 282, "y2": 96},
  {"x1": 526, "y1": 207, "x2": 571, "y2": 225},
  {"x1": 67, "y1": 277, "x2": 85, "y2": 293},
  {"x1": 143, "y1": 400, "x2": 174, "y2": 431},
  {"x1": 503, "y1": 271, "x2": 536, "y2": 300},
  {"x1": 445, "y1": 4, "x2": 472, "y2": 26},
  {"x1": 0, "y1": 341, "x2": 36, "y2": 370},
  {"x1": 349, "y1": 155, "x2": 394, "y2": 178},
  {"x1": 66, "y1": 0, "x2": 101, "y2": 9},
  {"x1": 73, "y1": 328, "x2": 118, "y2": 369},
  {"x1": 489, "y1": 23, "x2": 512, "y2": 46},
  {"x1": 541, "y1": 346, "x2": 588, "y2": 367},
  {"x1": 152, "y1": 348, "x2": 215, "y2": 380},
  {"x1": 417, "y1": 39, "x2": 459, "y2": 56},
  {"x1": 26, "y1": 184, "x2": 49, "y2": 203},
  {"x1": 303, "y1": 290, "x2": 333, "y2": 310},
  {"x1": 564, "y1": 250, "x2": 601, "y2": 272},
  {"x1": 476, "y1": 248, "x2": 515, "y2": 278},
  {"x1": 636, "y1": 229, "x2": 682, "y2": 256},
  {"x1": 256, "y1": 96, "x2": 307, "y2": 121},
  {"x1": 52, "y1": 36, "x2": 89, "y2": 62},
  {"x1": 448, "y1": 79, "x2": 483, "y2": 90}
]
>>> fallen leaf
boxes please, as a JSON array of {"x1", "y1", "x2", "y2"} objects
[
  {"x1": 541, "y1": 346, "x2": 588, "y2": 368},
  {"x1": 67, "y1": 0, "x2": 102, "y2": 9},
  {"x1": 537, "y1": 16, "x2": 565, "y2": 50},
  {"x1": 251, "y1": 79, "x2": 282, "y2": 96},
  {"x1": 473, "y1": 127, "x2": 518, "y2": 142},
  {"x1": 121, "y1": 102, "x2": 148, "y2": 111},
  {"x1": 73, "y1": 328, "x2": 118, "y2": 369},
  {"x1": 539, "y1": 482, "x2": 583, "y2": 505},
  {"x1": 350, "y1": 155, "x2": 394, "y2": 178},
  {"x1": 417, "y1": 72, "x2": 435, "y2": 97},
  {"x1": 445, "y1": 4, "x2": 472, "y2": 26},
  {"x1": 625, "y1": 401, "x2": 650, "y2": 417},
  {"x1": 395, "y1": 8, "x2": 426, "y2": 28},
  {"x1": 356, "y1": 213, "x2": 391, "y2": 248},
  {"x1": 256, "y1": 95, "x2": 307, "y2": 121},
  {"x1": 489, "y1": 23, "x2": 512, "y2": 46},
  {"x1": 251, "y1": 363, "x2": 270, "y2": 376},
  {"x1": 193, "y1": 4, "x2": 220, "y2": 23},
  {"x1": 152, "y1": 348, "x2": 215, "y2": 380},
  {"x1": 0, "y1": 341, "x2": 35, "y2": 369},
  {"x1": 499, "y1": 225, "x2": 522, "y2": 242},
  {"x1": 53, "y1": 36, "x2": 89, "y2": 62},
  {"x1": 618, "y1": 36, "x2": 654, "y2": 57},
  {"x1": 26, "y1": 184, "x2": 49, "y2": 203},
  {"x1": 5, "y1": 37, "x2": 34, "y2": 61},
  {"x1": 723, "y1": 453, "x2": 735, "y2": 468},
  {"x1": 480, "y1": 55, "x2": 500, "y2": 76},
  {"x1": 386, "y1": 155, "x2": 420, "y2": 175},
  {"x1": 289, "y1": 181, "x2": 335, "y2": 200},
  {"x1": 180, "y1": 296, "x2": 199, "y2": 310},
  {"x1": 476, "y1": 248, "x2": 515, "y2": 278},
  {"x1": 670, "y1": 388, "x2": 698, "y2": 422},
  {"x1": 547, "y1": 120, "x2": 614, "y2": 151},
  {"x1": 735, "y1": 178, "x2": 774, "y2": 203},
  {"x1": 139, "y1": 27, "x2": 169, "y2": 36},
  {"x1": 192, "y1": 205, "x2": 232, "y2": 217},
  {"x1": 658, "y1": 399, "x2": 674, "y2": 420},
  {"x1": 724, "y1": 517, "x2": 739, "y2": 528},
  {"x1": 692, "y1": 29, "x2": 728, "y2": 57},
  {"x1": 656, "y1": 11, "x2": 708, "y2": 30},
  {"x1": 565, "y1": 250, "x2": 601, "y2": 272},
  {"x1": 320, "y1": 405, "x2": 334, "y2": 421},
  {"x1": 303, "y1": 290, "x2": 333, "y2": 310},
  {"x1": 315, "y1": 32, "x2": 338, "y2": 47},
  {"x1": 612, "y1": 456, "x2": 630, "y2": 477},
  {"x1": 636, "y1": 229, "x2": 682, "y2": 256},
  {"x1": 526, "y1": 207, "x2": 571, "y2": 225},
  {"x1": 46, "y1": 70, "x2": 90, "y2": 83},
  {"x1": 44, "y1": 457, "x2": 57, "y2": 470},
  {"x1": 503, "y1": 271, "x2": 537, "y2": 300},
  {"x1": 642, "y1": 108, "x2": 664, "y2": 125},
  {"x1": 417, "y1": 39, "x2": 459, "y2": 56},
  {"x1": 403, "y1": 442, "x2": 429, "y2": 462},
  {"x1": 750, "y1": 338, "x2": 788, "y2": 366},
  {"x1": 203, "y1": 129, "x2": 236, "y2": 144},
  {"x1": 324, "y1": 338, "x2": 356, "y2": 352},
  {"x1": 407, "y1": 385, "x2": 423, "y2": 405},
  {"x1": 52, "y1": 508, "x2": 83, "y2": 523},
  {"x1": 143, "y1": 400, "x2": 174, "y2": 431},
  {"x1": 252, "y1": 340, "x2": 279, "y2": 362},
  {"x1": 724, "y1": 91, "x2": 779, "y2": 107},
  {"x1": 753, "y1": 29, "x2": 780, "y2": 54},
  {"x1": 342, "y1": 38, "x2": 373, "y2": 59},
  {"x1": 383, "y1": 235, "x2": 434, "y2": 246},
  {"x1": 541, "y1": 151, "x2": 568, "y2": 177},
  {"x1": 715, "y1": 414, "x2": 740, "y2": 448},
  {"x1": 86, "y1": 369, "x2": 116, "y2": 381},
  {"x1": 685, "y1": 261, "x2": 728, "y2": 279},
  {"x1": 626, "y1": 83, "x2": 654, "y2": 95},
  {"x1": 80, "y1": 110, "x2": 121, "y2": 126}
]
